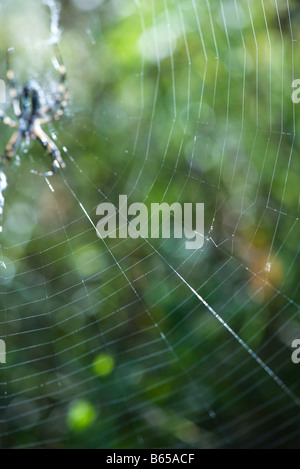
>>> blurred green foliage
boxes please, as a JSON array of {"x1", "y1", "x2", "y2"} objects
[{"x1": 0, "y1": 0, "x2": 299, "y2": 449}]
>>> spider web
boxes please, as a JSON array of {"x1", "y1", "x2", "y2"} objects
[{"x1": 0, "y1": 0, "x2": 300, "y2": 449}]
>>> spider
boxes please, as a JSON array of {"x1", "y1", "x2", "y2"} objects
[{"x1": 0, "y1": 47, "x2": 68, "y2": 177}]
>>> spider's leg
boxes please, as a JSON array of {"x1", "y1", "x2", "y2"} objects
[
  {"x1": 6, "y1": 50, "x2": 21, "y2": 118},
  {"x1": 40, "y1": 45, "x2": 69, "y2": 123},
  {"x1": 0, "y1": 131, "x2": 21, "y2": 171},
  {"x1": 31, "y1": 126, "x2": 65, "y2": 177},
  {"x1": 52, "y1": 44, "x2": 69, "y2": 120},
  {"x1": 0, "y1": 110, "x2": 18, "y2": 128}
]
